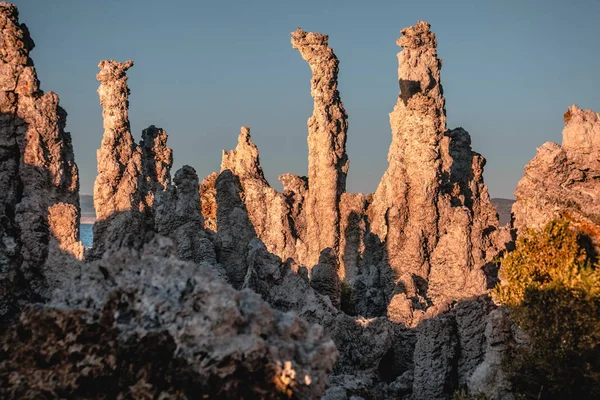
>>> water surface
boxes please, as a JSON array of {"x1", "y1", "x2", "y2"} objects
[{"x1": 80, "y1": 224, "x2": 93, "y2": 248}]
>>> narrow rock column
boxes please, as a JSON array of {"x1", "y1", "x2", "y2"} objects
[
  {"x1": 200, "y1": 172, "x2": 218, "y2": 231},
  {"x1": 140, "y1": 124, "x2": 172, "y2": 212},
  {"x1": 93, "y1": 60, "x2": 141, "y2": 221},
  {"x1": 292, "y1": 28, "x2": 349, "y2": 268},
  {"x1": 364, "y1": 22, "x2": 504, "y2": 326},
  {"x1": 155, "y1": 165, "x2": 214, "y2": 265},
  {"x1": 368, "y1": 21, "x2": 445, "y2": 280},
  {"x1": 90, "y1": 60, "x2": 143, "y2": 258},
  {"x1": 214, "y1": 170, "x2": 257, "y2": 289},
  {"x1": 365, "y1": 22, "x2": 445, "y2": 324},
  {"x1": 91, "y1": 61, "x2": 173, "y2": 258}
]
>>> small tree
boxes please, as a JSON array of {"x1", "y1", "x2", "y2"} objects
[{"x1": 494, "y1": 218, "x2": 600, "y2": 399}]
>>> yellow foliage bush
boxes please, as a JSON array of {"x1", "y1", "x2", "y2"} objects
[{"x1": 494, "y1": 218, "x2": 600, "y2": 399}]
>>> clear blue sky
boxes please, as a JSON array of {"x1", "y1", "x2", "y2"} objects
[{"x1": 13, "y1": 0, "x2": 600, "y2": 198}]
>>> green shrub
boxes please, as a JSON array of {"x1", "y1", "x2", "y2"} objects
[{"x1": 494, "y1": 218, "x2": 600, "y2": 399}]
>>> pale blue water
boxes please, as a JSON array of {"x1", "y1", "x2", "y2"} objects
[{"x1": 80, "y1": 224, "x2": 93, "y2": 248}]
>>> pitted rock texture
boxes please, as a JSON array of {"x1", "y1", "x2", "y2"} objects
[
  {"x1": 0, "y1": 2, "x2": 82, "y2": 320},
  {"x1": 221, "y1": 127, "x2": 296, "y2": 261},
  {"x1": 91, "y1": 59, "x2": 173, "y2": 259},
  {"x1": 363, "y1": 21, "x2": 506, "y2": 327},
  {"x1": 155, "y1": 165, "x2": 215, "y2": 267},
  {"x1": 412, "y1": 316, "x2": 458, "y2": 400},
  {"x1": 140, "y1": 124, "x2": 172, "y2": 212},
  {"x1": 0, "y1": 237, "x2": 338, "y2": 399},
  {"x1": 292, "y1": 28, "x2": 349, "y2": 268},
  {"x1": 200, "y1": 171, "x2": 218, "y2": 231},
  {"x1": 214, "y1": 169, "x2": 258, "y2": 289},
  {"x1": 310, "y1": 248, "x2": 342, "y2": 309},
  {"x1": 513, "y1": 105, "x2": 600, "y2": 250},
  {"x1": 90, "y1": 59, "x2": 143, "y2": 259},
  {"x1": 468, "y1": 308, "x2": 516, "y2": 400},
  {"x1": 240, "y1": 236, "x2": 394, "y2": 381}
]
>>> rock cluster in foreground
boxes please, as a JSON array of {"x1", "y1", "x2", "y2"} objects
[{"x1": 1, "y1": 2, "x2": 599, "y2": 399}]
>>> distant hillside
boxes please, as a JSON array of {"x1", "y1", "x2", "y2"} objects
[
  {"x1": 491, "y1": 198, "x2": 515, "y2": 226},
  {"x1": 80, "y1": 195, "x2": 95, "y2": 223},
  {"x1": 79, "y1": 195, "x2": 516, "y2": 226}
]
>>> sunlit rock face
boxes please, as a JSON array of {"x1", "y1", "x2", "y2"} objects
[
  {"x1": 513, "y1": 105, "x2": 600, "y2": 250},
  {"x1": 200, "y1": 171, "x2": 218, "y2": 231},
  {"x1": 358, "y1": 21, "x2": 506, "y2": 327},
  {"x1": 291, "y1": 28, "x2": 349, "y2": 269},
  {"x1": 90, "y1": 60, "x2": 173, "y2": 259},
  {"x1": 221, "y1": 127, "x2": 296, "y2": 261},
  {"x1": 0, "y1": 1, "x2": 82, "y2": 319}
]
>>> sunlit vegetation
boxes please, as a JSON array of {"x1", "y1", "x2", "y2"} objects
[{"x1": 495, "y1": 218, "x2": 600, "y2": 399}]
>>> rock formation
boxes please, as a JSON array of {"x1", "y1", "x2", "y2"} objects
[
  {"x1": 0, "y1": 237, "x2": 338, "y2": 399},
  {"x1": 363, "y1": 21, "x2": 506, "y2": 327},
  {"x1": 200, "y1": 171, "x2": 218, "y2": 231},
  {"x1": 468, "y1": 309, "x2": 516, "y2": 400},
  {"x1": 206, "y1": 21, "x2": 512, "y2": 399},
  {"x1": 6, "y1": 3, "x2": 586, "y2": 398},
  {"x1": 292, "y1": 28, "x2": 349, "y2": 268},
  {"x1": 513, "y1": 105, "x2": 600, "y2": 249},
  {"x1": 214, "y1": 170, "x2": 258, "y2": 289},
  {"x1": 90, "y1": 60, "x2": 173, "y2": 258},
  {"x1": 221, "y1": 127, "x2": 296, "y2": 260},
  {"x1": 140, "y1": 124, "x2": 172, "y2": 212},
  {"x1": 155, "y1": 165, "x2": 215, "y2": 267},
  {"x1": 0, "y1": 1, "x2": 82, "y2": 320}
]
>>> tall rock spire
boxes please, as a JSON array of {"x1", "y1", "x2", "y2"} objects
[
  {"x1": 292, "y1": 28, "x2": 349, "y2": 268},
  {"x1": 91, "y1": 60, "x2": 172, "y2": 259},
  {"x1": 366, "y1": 22, "x2": 446, "y2": 322},
  {"x1": 364, "y1": 21, "x2": 504, "y2": 326},
  {"x1": 93, "y1": 60, "x2": 141, "y2": 221}
]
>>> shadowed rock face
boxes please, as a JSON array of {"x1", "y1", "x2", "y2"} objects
[
  {"x1": 0, "y1": 1, "x2": 82, "y2": 319},
  {"x1": 292, "y1": 28, "x2": 349, "y2": 268},
  {"x1": 155, "y1": 165, "x2": 215, "y2": 267},
  {"x1": 513, "y1": 105, "x2": 600, "y2": 250}
]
